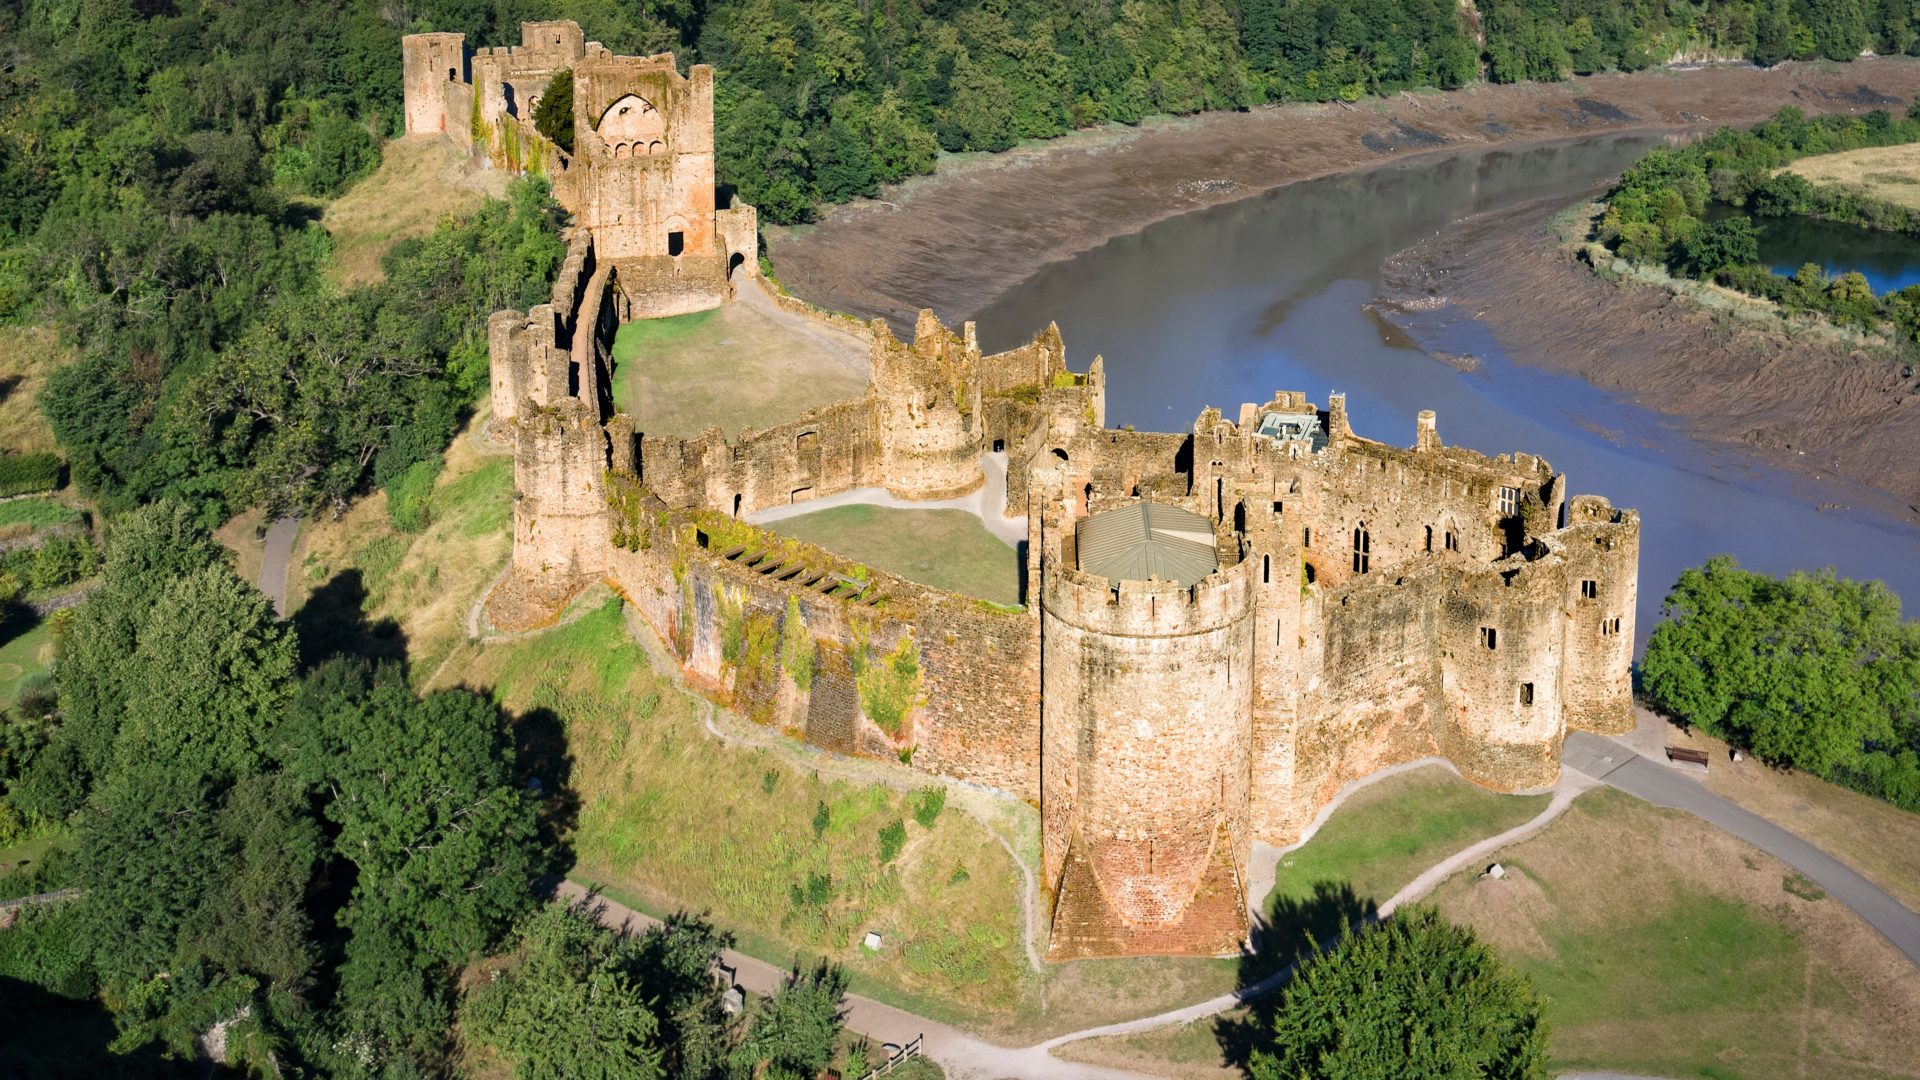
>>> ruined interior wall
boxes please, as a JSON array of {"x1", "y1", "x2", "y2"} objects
[
  {"x1": 603, "y1": 498, "x2": 1041, "y2": 797},
  {"x1": 612, "y1": 255, "x2": 731, "y2": 319},
  {"x1": 634, "y1": 398, "x2": 881, "y2": 516},
  {"x1": 715, "y1": 205, "x2": 759, "y2": 277}
]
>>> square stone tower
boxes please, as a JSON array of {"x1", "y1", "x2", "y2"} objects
[{"x1": 569, "y1": 55, "x2": 718, "y2": 263}]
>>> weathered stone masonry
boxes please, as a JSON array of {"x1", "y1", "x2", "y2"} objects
[{"x1": 409, "y1": 21, "x2": 1639, "y2": 963}]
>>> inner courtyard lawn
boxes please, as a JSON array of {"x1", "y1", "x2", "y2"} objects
[
  {"x1": 611, "y1": 302, "x2": 866, "y2": 439},
  {"x1": 762, "y1": 504, "x2": 1022, "y2": 606}
]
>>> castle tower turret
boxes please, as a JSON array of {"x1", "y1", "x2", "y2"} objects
[
  {"x1": 512, "y1": 398, "x2": 611, "y2": 578},
  {"x1": 1558, "y1": 497, "x2": 1639, "y2": 735},
  {"x1": 402, "y1": 33, "x2": 467, "y2": 136},
  {"x1": 1041, "y1": 499, "x2": 1254, "y2": 959},
  {"x1": 869, "y1": 313, "x2": 986, "y2": 501}
]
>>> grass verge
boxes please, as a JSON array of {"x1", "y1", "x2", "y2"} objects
[{"x1": 1662, "y1": 720, "x2": 1920, "y2": 913}]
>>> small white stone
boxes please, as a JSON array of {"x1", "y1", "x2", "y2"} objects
[
  {"x1": 863, "y1": 931, "x2": 883, "y2": 951},
  {"x1": 1486, "y1": 863, "x2": 1506, "y2": 879}
]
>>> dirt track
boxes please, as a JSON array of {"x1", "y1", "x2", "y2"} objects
[{"x1": 768, "y1": 58, "x2": 1920, "y2": 512}]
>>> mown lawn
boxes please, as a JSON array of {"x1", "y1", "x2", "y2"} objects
[
  {"x1": 1262, "y1": 765, "x2": 1547, "y2": 950},
  {"x1": 0, "y1": 620, "x2": 54, "y2": 708},
  {"x1": 1432, "y1": 787, "x2": 1920, "y2": 1080},
  {"x1": 0, "y1": 498, "x2": 80, "y2": 532},
  {"x1": 763, "y1": 504, "x2": 1021, "y2": 606}
]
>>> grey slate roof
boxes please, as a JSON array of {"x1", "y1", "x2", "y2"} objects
[{"x1": 1076, "y1": 502, "x2": 1219, "y2": 587}]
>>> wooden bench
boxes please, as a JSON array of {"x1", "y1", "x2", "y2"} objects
[{"x1": 1666, "y1": 746, "x2": 1710, "y2": 772}]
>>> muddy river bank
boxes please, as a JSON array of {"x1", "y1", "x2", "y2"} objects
[
  {"x1": 1377, "y1": 196, "x2": 1920, "y2": 516},
  {"x1": 769, "y1": 58, "x2": 1920, "y2": 330}
]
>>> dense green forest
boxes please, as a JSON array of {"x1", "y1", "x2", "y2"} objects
[
  {"x1": 1596, "y1": 105, "x2": 1920, "y2": 338},
  {"x1": 0, "y1": 503, "x2": 864, "y2": 1077}
]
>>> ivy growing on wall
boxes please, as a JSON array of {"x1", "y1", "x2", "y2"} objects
[
  {"x1": 852, "y1": 629, "x2": 923, "y2": 737},
  {"x1": 781, "y1": 595, "x2": 817, "y2": 692}
]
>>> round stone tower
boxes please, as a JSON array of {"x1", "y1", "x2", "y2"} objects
[{"x1": 1040, "y1": 503, "x2": 1255, "y2": 958}]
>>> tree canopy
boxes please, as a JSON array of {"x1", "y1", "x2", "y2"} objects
[
  {"x1": 1250, "y1": 907, "x2": 1549, "y2": 1080},
  {"x1": 1643, "y1": 556, "x2": 1920, "y2": 809}
]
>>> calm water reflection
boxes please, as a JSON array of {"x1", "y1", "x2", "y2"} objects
[
  {"x1": 1751, "y1": 212, "x2": 1920, "y2": 293},
  {"x1": 972, "y1": 135, "x2": 1920, "y2": 650}
]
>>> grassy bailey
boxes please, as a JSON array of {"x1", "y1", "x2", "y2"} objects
[{"x1": 762, "y1": 504, "x2": 1022, "y2": 607}]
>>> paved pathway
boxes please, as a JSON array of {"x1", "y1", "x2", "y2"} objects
[
  {"x1": 259, "y1": 515, "x2": 299, "y2": 617},
  {"x1": 1563, "y1": 730, "x2": 1920, "y2": 968},
  {"x1": 553, "y1": 880, "x2": 1143, "y2": 1080},
  {"x1": 746, "y1": 451, "x2": 1027, "y2": 546}
]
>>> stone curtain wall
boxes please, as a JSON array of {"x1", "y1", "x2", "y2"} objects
[{"x1": 602, "y1": 496, "x2": 1044, "y2": 799}]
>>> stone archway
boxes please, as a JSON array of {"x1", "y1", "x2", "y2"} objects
[{"x1": 598, "y1": 93, "x2": 664, "y2": 153}]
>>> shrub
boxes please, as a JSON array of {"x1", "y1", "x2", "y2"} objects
[
  {"x1": 384, "y1": 457, "x2": 440, "y2": 534},
  {"x1": 912, "y1": 786, "x2": 945, "y2": 829},
  {"x1": 0, "y1": 453, "x2": 61, "y2": 498},
  {"x1": 856, "y1": 634, "x2": 922, "y2": 736},
  {"x1": 877, "y1": 819, "x2": 906, "y2": 864},
  {"x1": 781, "y1": 595, "x2": 815, "y2": 691},
  {"x1": 27, "y1": 536, "x2": 98, "y2": 590},
  {"x1": 811, "y1": 800, "x2": 830, "y2": 839}
]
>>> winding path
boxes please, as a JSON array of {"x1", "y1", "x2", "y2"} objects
[{"x1": 259, "y1": 515, "x2": 299, "y2": 617}]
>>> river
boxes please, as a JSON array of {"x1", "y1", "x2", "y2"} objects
[{"x1": 970, "y1": 134, "x2": 1920, "y2": 650}]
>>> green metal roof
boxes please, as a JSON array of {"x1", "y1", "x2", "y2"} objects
[{"x1": 1076, "y1": 502, "x2": 1219, "y2": 587}]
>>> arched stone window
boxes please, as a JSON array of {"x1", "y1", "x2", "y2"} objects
[
  {"x1": 598, "y1": 94, "x2": 665, "y2": 152},
  {"x1": 1351, "y1": 523, "x2": 1370, "y2": 574}
]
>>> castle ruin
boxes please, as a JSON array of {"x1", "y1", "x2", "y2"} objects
[{"x1": 407, "y1": 23, "x2": 1639, "y2": 961}]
